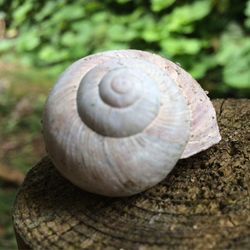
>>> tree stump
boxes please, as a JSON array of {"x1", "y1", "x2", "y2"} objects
[{"x1": 13, "y1": 99, "x2": 250, "y2": 250}]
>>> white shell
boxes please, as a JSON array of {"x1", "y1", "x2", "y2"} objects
[{"x1": 43, "y1": 50, "x2": 221, "y2": 197}]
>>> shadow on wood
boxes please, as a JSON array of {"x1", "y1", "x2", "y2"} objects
[{"x1": 13, "y1": 99, "x2": 250, "y2": 249}]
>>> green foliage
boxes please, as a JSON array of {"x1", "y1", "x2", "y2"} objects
[
  {"x1": 0, "y1": 0, "x2": 250, "y2": 95},
  {"x1": 0, "y1": 186, "x2": 18, "y2": 249},
  {"x1": 151, "y1": 0, "x2": 175, "y2": 12},
  {"x1": 0, "y1": 64, "x2": 53, "y2": 249},
  {"x1": 245, "y1": 0, "x2": 250, "y2": 28},
  {"x1": 217, "y1": 23, "x2": 250, "y2": 88}
]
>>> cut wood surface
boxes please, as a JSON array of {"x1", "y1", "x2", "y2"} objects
[{"x1": 13, "y1": 99, "x2": 250, "y2": 250}]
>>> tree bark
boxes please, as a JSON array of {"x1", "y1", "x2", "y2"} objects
[{"x1": 13, "y1": 99, "x2": 250, "y2": 250}]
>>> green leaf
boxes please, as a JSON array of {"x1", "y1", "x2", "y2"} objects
[
  {"x1": 12, "y1": 1, "x2": 33, "y2": 26},
  {"x1": 91, "y1": 12, "x2": 109, "y2": 23},
  {"x1": 223, "y1": 57, "x2": 250, "y2": 89},
  {"x1": 217, "y1": 24, "x2": 244, "y2": 63},
  {"x1": 0, "y1": 39, "x2": 15, "y2": 52},
  {"x1": 16, "y1": 29, "x2": 40, "y2": 51},
  {"x1": 245, "y1": 0, "x2": 250, "y2": 28},
  {"x1": 35, "y1": 1, "x2": 59, "y2": 21},
  {"x1": 161, "y1": 0, "x2": 212, "y2": 33},
  {"x1": 245, "y1": 0, "x2": 250, "y2": 17},
  {"x1": 151, "y1": 0, "x2": 175, "y2": 12},
  {"x1": 96, "y1": 41, "x2": 129, "y2": 52},
  {"x1": 116, "y1": 0, "x2": 132, "y2": 4},
  {"x1": 38, "y1": 46, "x2": 69, "y2": 64},
  {"x1": 61, "y1": 32, "x2": 76, "y2": 46},
  {"x1": 107, "y1": 24, "x2": 137, "y2": 42},
  {"x1": 71, "y1": 21, "x2": 93, "y2": 45},
  {"x1": 141, "y1": 15, "x2": 161, "y2": 42},
  {"x1": 223, "y1": 44, "x2": 250, "y2": 88},
  {"x1": 217, "y1": 23, "x2": 250, "y2": 88},
  {"x1": 189, "y1": 56, "x2": 217, "y2": 79},
  {"x1": 161, "y1": 38, "x2": 203, "y2": 56},
  {"x1": 50, "y1": 5, "x2": 85, "y2": 23}
]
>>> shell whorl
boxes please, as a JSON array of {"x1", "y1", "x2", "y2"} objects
[{"x1": 77, "y1": 59, "x2": 161, "y2": 137}]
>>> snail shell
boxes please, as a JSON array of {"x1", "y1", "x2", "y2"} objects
[{"x1": 43, "y1": 50, "x2": 221, "y2": 197}]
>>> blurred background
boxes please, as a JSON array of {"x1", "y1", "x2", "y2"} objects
[{"x1": 0, "y1": 0, "x2": 250, "y2": 248}]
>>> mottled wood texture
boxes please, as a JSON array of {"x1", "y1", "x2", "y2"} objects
[{"x1": 13, "y1": 99, "x2": 250, "y2": 250}]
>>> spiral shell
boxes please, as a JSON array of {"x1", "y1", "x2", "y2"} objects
[{"x1": 43, "y1": 50, "x2": 221, "y2": 197}]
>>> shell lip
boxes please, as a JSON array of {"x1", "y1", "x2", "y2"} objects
[{"x1": 181, "y1": 133, "x2": 221, "y2": 159}]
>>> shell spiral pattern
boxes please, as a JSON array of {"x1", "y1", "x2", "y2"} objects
[
  {"x1": 43, "y1": 50, "x2": 221, "y2": 197},
  {"x1": 77, "y1": 59, "x2": 162, "y2": 137}
]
